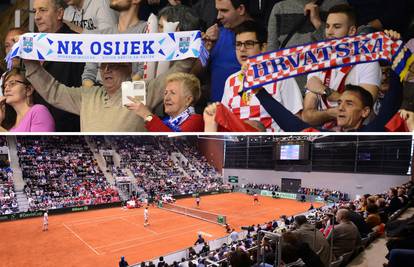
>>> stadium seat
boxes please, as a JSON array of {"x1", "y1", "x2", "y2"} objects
[
  {"x1": 361, "y1": 237, "x2": 370, "y2": 247},
  {"x1": 330, "y1": 256, "x2": 343, "y2": 267},
  {"x1": 368, "y1": 231, "x2": 377, "y2": 243},
  {"x1": 285, "y1": 258, "x2": 306, "y2": 267},
  {"x1": 340, "y1": 251, "x2": 354, "y2": 267}
]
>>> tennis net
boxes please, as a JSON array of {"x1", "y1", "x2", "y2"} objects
[{"x1": 158, "y1": 202, "x2": 227, "y2": 225}]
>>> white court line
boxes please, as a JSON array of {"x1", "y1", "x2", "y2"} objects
[
  {"x1": 67, "y1": 210, "x2": 186, "y2": 227},
  {"x1": 65, "y1": 210, "x2": 142, "y2": 224},
  {"x1": 120, "y1": 217, "x2": 158, "y2": 235},
  {"x1": 109, "y1": 223, "x2": 220, "y2": 254},
  {"x1": 95, "y1": 220, "x2": 211, "y2": 249},
  {"x1": 63, "y1": 223, "x2": 100, "y2": 255}
]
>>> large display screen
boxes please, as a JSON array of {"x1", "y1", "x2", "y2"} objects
[
  {"x1": 275, "y1": 141, "x2": 310, "y2": 161},
  {"x1": 280, "y1": 144, "x2": 300, "y2": 160}
]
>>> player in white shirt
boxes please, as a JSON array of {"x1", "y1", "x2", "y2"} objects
[
  {"x1": 195, "y1": 194, "x2": 201, "y2": 207},
  {"x1": 221, "y1": 20, "x2": 303, "y2": 132},
  {"x1": 144, "y1": 207, "x2": 149, "y2": 227},
  {"x1": 42, "y1": 210, "x2": 48, "y2": 231}
]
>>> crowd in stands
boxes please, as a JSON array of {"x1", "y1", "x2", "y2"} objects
[
  {"x1": 245, "y1": 183, "x2": 280, "y2": 192},
  {"x1": 1, "y1": 1, "x2": 414, "y2": 132},
  {"x1": 0, "y1": 136, "x2": 7, "y2": 147},
  {"x1": 161, "y1": 137, "x2": 221, "y2": 180},
  {"x1": 16, "y1": 136, "x2": 119, "y2": 211},
  {"x1": 139, "y1": 181, "x2": 413, "y2": 267},
  {"x1": 0, "y1": 167, "x2": 18, "y2": 215},
  {"x1": 298, "y1": 187, "x2": 348, "y2": 201},
  {"x1": 111, "y1": 136, "x2": 226, "y2": 200},
  {"x1": 88, "y1": 136, "x2": 112, "y2": 152},
  {"x1": 244, "y1": 183, "x2": 348, "y2": 201},
  {"x1": 111, "y1": 166, "x2": 129, "y2": 179}
]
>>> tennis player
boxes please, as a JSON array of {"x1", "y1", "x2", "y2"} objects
[
  {"x1": 42, "y1": 210, "x2": 48, "y2": 231},
  {"x1": 144, "y1": 207, "x2": 149, "y2": 227}
]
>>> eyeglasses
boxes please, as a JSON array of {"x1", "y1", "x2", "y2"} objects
[
  {"x1": 235, "y1": 40, "x2": 261, "y2": 50},
  {"x1": 3, "y1": 80, "x2": 27, "y2": 90}
]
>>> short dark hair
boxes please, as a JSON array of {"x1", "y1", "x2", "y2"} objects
[
  {"x1": 228, "y1": 248, "x2": 251, "y2": 267},
  {"x1": 52, "y1": 0, "x2": 68, "y2": 9},
  {"x1": 366, "y1": 204, "x2": 378, "y2": 214},
  {"x1": 230, "y1": 0, "x2": 249, "y2": 9},
  {"x1": 328, "y1": 4, "x2": 357, "y2": 27},
  {"x1": 158, "y1": 5, "x2": 201, "y2": 31},
  {"x1": 344, "y1": 84, "x2": 374, "y2": 108},
  {"x1": 294, "y1": 215, "x2": 307, "y2": 226},
  {"x1": 233, "y1": 20, "x2": 267, "y2": 45}
]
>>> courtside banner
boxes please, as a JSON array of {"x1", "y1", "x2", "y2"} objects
[
  {"x1": 243, "y1": 32, "x2": 403, "y2": 90},
  {"x1": 5, "y1": 31, "x2": 202, "y2": 67}
]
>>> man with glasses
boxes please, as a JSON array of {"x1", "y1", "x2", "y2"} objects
[
  {"x1": 221, "y1": 20, "x2": 303, "y2": 132},
  {"x1": 23, "y1": 57, "x2": 193, "y2": 131}
]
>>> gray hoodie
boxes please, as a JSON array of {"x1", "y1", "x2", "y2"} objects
[{"x1": 63, "y1": 0, "x2": 118, "y2": 31}]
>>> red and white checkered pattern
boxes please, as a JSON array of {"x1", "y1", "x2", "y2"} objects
[
  {"x1": 244, "y1": 32, "x2": 403, "y2": 89},
  {"x1": 222, "y1": 71, "x2": 303, "y2": 132}
]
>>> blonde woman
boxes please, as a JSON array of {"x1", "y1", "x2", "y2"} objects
[{"x1": 126, "y1": 72, "x2": 203, "y2": 132}]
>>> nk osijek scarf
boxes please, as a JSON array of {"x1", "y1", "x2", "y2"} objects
[
  {"x1": 243, "y1": 32, "x2": 404, "y2": 91},
  {"x1": 5, "y1": 31, "x2": 205, "y2": 68}
]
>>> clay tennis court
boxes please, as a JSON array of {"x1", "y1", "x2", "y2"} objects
[{"x1": 0, "y1": 192, "x2": 323, "y2": 267}]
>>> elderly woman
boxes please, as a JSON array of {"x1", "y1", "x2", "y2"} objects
[
  {"x1": 0, "y1": 68, "x2": 54, "y2": 132},
  {"x1": 126, "y1": 72, "x2": 203, "y2": 132}
]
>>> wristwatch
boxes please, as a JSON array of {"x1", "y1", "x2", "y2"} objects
[
  {"x1": 144, "y1": 114, "x2": 153, "y2": 123},
  {"x1": 323, "y1": 86, "x2": 333, "y2": 97}
]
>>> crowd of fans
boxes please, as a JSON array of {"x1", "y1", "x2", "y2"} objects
[
  {"x1": 0, "y1": 167, "x2": 18, "y2": 215},
  {"x1": 141, "y1": 181, "x2": 412, "y2": 267},
  {"x1": 89, "y1": 136, "x2": 112, "y2": 152},
  {"x1": 160, "y1": 137, "x2": 221, "y2": 180},
  {"x1": 245, "y1": 183, "x2": 280, "y2": 192},
  {"x1": 16, "y1": 136, "x2": 119, "y2": 211},
  {"x1": 0, "y1": 0, "x2": 413, "y2": 132},
  {"x1": 298, "y1": 187, "x2": 348, "y2": 201},
  {"x1": 111, "y1": 136, "x2": 226, "y2": 200},
  {"x1": 244, "y1": 183, "x2": 348, "y2": 201}
]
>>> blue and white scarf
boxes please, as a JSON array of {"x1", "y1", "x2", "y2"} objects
[
  {"x1": 5, "y1": 31, "x2": 208, "y2": 69},
  {"x1": 162, "y1": 106, "x2": 195, "y2": 132}
]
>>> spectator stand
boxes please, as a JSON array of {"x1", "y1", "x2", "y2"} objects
[
  {"x1": 129, "y1": 181, "x2": 414, "y2": 267},
  {"x1": 16, "y1": 136, "x2": 120, "y2": 212},
  {"x1": 130, "y1": 202, "x2": 336, "y2": 267},
  {"x1": 0, "y1": 167, "x2": 18, "y2": 215},
  {"x1": 240, "y1": 185, "x2": 348, "y2": 204},
  {"x1": 109, "y1": 136, "x2": 227, "y2": 202},
  {"x1": 130, "y1": 230, "x2": 251, "y2": 267}
]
